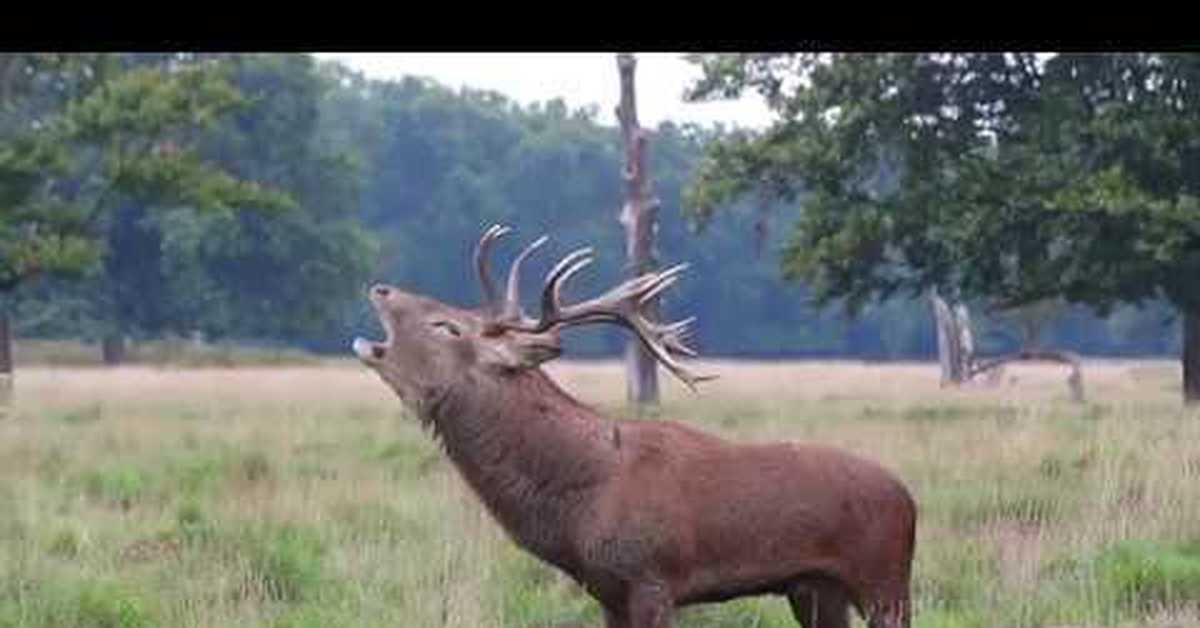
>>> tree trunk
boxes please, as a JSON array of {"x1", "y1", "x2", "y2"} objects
[
  {"x1": 931, "y1": 290, "x2": 956, "y2": 384},
  {"x1": 930, "y1": 288, "x2": 974, "y2": 386},
  {"x1": 102, "y1": 333, "x2": 127, "y2": 366},
  {"x1": 1185, "y1": 306, "x2": 1200, "y2": 404},
  {"x1": 615, "y1": 53, "x2": 660, "y2": 408},
  {"x1": 954, "y1": 301, "x2": 974, "y2": 371},
  {"x1": 0, "y1": 307, "x2": 12, "y2": 413}
]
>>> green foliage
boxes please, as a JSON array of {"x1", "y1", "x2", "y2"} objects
[
  {"x1": 46, "y1": 527, "x2": 84, "y2": 558},
  {"x1": 167, "y1": 452, "x2": 229, "y2": 497},
  {"x1": 0, "y1": 54, "x2": 292, "y2": 299},
  {"x1": 240, "y1": 450, "x2": 273, "y2": 483},
  {"x1": 81, "y1": 464, "x2": 152, "y2": 508},
  {"x1": 0, "y1": 139, "x2": 98, "y2": 289},
  {"x1": 246, "y1": 524, "x2": 327, "y2": 603},
  {"x1": 684, "y1": 53, "x2": 1200, "y2": 357},
  {"x1": 8, "y1": 53, "x2": 1185, "y2": 361},
  {"x1": 911, "y1": 608, "x2": 987, "y2": 628},
  {"x1": 491, "y1": 550, "x2": 599, "y2": 627},
  {"x1": 73, "y1": 581, "x2": 152, "y2": 628},
  {"x1": 1090, "y1": 539, "x2": 1200, "y2": 609},
  {"x1": 175, "y1": 500, "x2": 213, "y2": 544},
  {"x1": 1, "y1": 579, "x2": 155, "y2": 628},
  {"x1": 915, "y1": 540, "x2": 997, "y2": 617},
  {"x1": 16, "y1": 54, "x2": 377, "y2": 353},
  {"x1": 160, "y1": 54, "x2": 375, "y2": 342},
  {"x1": 61, "y1": 58, "x2": 294, "y2": 213},
  {"x1": 685, "y1": 54, "x2": 1035, "y2": 309}
]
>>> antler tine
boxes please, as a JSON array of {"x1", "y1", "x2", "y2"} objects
[
  {"x1": 502, "y1": 235, "x2": 549, "y2": 323},
  {"x1": 556, "y1": 263, "x2": 715, "y2": 388},
  {"x1": 475, "y1": 224, "x2": 511, "y2": 315},
  {"x1": 547, "y1": 253, "x2": 595, "y2": 322},
  {"x1": 653, "y1": 316, "x2": 699, "y2": 357},
  {"x1": 545, "y1": 247, "x2": 595, "y2": 289},
  {"x1": 535, "y1": 247, "x2": 594, "y2": 330},
  {"x1": 602, "y1": 266, "x2": 714, "y2": 388},
  {"x1": 556, "y1": 263, "x2": 681, "y2": 321},
  {"x1": 489, "y1": 241, "x2": 715, "y2": 389},
  {"x1": 637, "y1": 263, "x2": 690, "y2": 305},
  {"x1": 615, "y1": 313, "x2": 715, "y2": 389}
]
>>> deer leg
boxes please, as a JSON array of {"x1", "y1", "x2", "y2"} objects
[
  {"x1": 625, "y1": 582, "x2": 673, "y2": 628},
  {"x1": 864, "y1": 595, "x2": 911, "y2": 628},
  {"x1": 603, "y1": 606, "x2": 630, "y2": 628},
  {"x1": 787, "y1": 582, "x2": 850, "y2": 628}
]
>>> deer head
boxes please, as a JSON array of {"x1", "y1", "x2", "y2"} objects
[{"x1": 352, "y1": 225, "x2": 711, "y2": 405}]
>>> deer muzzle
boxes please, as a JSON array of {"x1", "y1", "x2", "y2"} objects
[{"x1": 352, "y1": 337, "x2": 386, "y2": 362}]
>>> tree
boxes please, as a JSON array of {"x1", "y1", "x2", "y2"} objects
[
  {"x1": 1011, "y1": 53, "x2": 1200, "y2": 403},
  {"x1": 66, "y1": 55, "x2": 296, "y2": 363},
  {"x1": 68, "y1": 54, "x2": 374, "y2": 359},
  {"x1": 684, "y1": 53, "x2": 1200, "y2": 402},
  {"x1": 683, "y1": 54, "x2": 1043, "y2": 377},
  {"x1": 615, "y1": 54, "x2": 662, "y2": 407},
  {"x1": 929, "y1": 287, "x2": 975, "y2": 386},
  {"x1": 1, "y1": 54, "x2": 290, "y2": 380},
  {"x1": 1, "y1": 54, "x2": 109, "y2": 399}
]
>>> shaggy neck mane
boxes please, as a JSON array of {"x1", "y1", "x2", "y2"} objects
[{"x1": 417, "y1": 367, "x2": 619, "y2": 570}]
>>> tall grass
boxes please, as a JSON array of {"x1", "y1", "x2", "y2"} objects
[{"x1": 1, "y1": 359, "x2": 1197, "y2": 626}]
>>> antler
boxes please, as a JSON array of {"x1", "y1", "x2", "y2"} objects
[
  {"x1": 502, "y1": 235, "x2": 548, "y2": 325},
  {"x1": 475, "y1": 224, "x2": 511, "y2": 317},
  {"x1": 474, "y1": 224, "x2": 712, "y2": 389},
  {"x1": 527, "y1": 249, "x2": 713, "y2": 389},
  {"x1": 475, "y1": 224, "x2": 552, "y2": 327}
]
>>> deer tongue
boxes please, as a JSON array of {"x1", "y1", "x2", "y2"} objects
[{"x1": 351, "y1": 337, "x2": 384, "y2": 361}]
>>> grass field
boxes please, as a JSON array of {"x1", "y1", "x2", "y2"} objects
[{"x1": 1, "y1": 359, "x2": 1199, "y2": 627}]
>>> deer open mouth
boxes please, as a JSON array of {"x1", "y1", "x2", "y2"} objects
[
  {"x1": 351, "y1": 337, "x2": 386, "y2": 361},
  {"x1": 352, "y1": 286, "x2": 396, "y2": 363}
]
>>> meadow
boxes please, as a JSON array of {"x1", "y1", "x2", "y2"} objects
[{"x1": 1, "y1": 358, "x2": 1198, "y2": 627}]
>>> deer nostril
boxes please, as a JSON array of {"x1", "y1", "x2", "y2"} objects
[{"x1": 373, "y1": 285, "x2": 390, "y2": 298}]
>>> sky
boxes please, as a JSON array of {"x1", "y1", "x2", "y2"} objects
[{"x1": 310, "y1": 53, "x2": 773, "y2": 129}]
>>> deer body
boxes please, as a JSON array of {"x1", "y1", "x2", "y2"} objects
[{"x1": 354, "y1": 226, "x2": 916, "y2": 628}]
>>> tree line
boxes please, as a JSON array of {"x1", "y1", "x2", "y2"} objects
[{"x1": 0, "y1": 53, "x2": 1184, "y2": 381}]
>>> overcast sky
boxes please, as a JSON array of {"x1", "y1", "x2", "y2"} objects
[{"x1": 310, "y1": 53, "x2": 773, "y2": 129}]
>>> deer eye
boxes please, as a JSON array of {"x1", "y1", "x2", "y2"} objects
[{"x1": 431, "y1": 320, "x2": 462, "y2": 338}]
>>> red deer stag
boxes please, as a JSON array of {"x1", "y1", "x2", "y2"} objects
[{"x1": 352, "y1": 225, "x2": 916, "y2": 628}]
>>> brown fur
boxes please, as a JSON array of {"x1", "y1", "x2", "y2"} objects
[{"x1": 354, "y1": 284, "x2": 916, "y2": 628}]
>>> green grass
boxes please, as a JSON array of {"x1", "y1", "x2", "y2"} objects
[
  {"x1": 1090, "y1": 540, "x2": 1200, "y2": 611},
  {"x1": 0, "y1": 361, "x2": 1198, "y2": 626}
]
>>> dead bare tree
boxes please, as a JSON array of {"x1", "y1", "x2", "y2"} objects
[
  {"x1": 929, "y1": 287, "x2": 975, "y2": 386},
  {"x1": 931, "y1": 291, "x2": 1085, "y2": 402},
  {"x1": 615, "y1": 53, "x2": 661, "y2": 408},
  {"x1": 970, "y1": 349, "x2": 1085, "y2": 403},
  {"x1": 352, "y1": 225, "x2": 917, "y2": 628},
  {"x1": 975, "y1": 300, "x2": 1085, "y2": 402}
]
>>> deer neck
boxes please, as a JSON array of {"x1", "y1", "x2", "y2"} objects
[{"x1": 419, "y1": 368, "x2": 619, "y2": 565}]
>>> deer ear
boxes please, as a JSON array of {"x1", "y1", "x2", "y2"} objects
[{"x1": 480, "y1": 330, "x2": 562, "y2": 371}]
